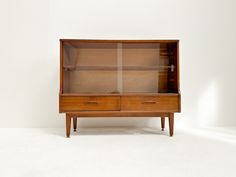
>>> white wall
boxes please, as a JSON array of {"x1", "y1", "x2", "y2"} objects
[{"x1": 0, "y1": 0, "x2": 236, "y2": 128}]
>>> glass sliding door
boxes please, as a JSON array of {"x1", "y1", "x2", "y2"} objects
[
  {"x1": 122, "y1": 43, "x2": 161, "y2": 93},
  {"x1": 62, "y1": 42, "x2": 118, "y2": 93}
]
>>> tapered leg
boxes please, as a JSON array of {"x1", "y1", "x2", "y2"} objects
[
  {"x1": 161, "y1": 114, "x2": 165, "y2": 131},
  {"x1": 66, "y1": 114, "x2": 71, "y2": 138},
  {"x1": 168, "y1": 113, "x2": 174, "y2": 136},
  {"x1": 73, "y1": 117, "x2": 77, "y2": 132}
]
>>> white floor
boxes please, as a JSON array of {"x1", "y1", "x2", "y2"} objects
[{"x1": 0, "y1": 127, "x2": 236, "y2": 177}]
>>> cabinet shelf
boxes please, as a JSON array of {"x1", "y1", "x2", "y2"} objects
[{"x1": 63, "y1": 65, "x2": 175, "y2": 71}]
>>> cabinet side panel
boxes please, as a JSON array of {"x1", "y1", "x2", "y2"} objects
[
  {"x1": 60, "y1": 40, "x2": 63, "y2": 93},
  {"x1": 167, "y1": 43, "x2": 178, "y2": 93},
  {"x1": 177, "y1": 41, "x2": 180, "y2": 92}
]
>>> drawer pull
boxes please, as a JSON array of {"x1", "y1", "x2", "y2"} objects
[
  {"x1": 85, "y1": 101, "x2": 98, "y2": 104},
  {"x1": 142, "y1": 101, "x2": 156, "y2": 104}
]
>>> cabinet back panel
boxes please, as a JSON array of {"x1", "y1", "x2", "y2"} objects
[
  {"x1": 123, "y1": 71, "x2": 159, "y2": 93},
  {"x1": 63, "y1": 42, "x2": 117, "y2": 67},
  {"x1": 67, "y1": 71, "x2": 118, "y2": 93},
  {"x1": 122, "y1": 43, "x2": 160, "y2": 67}
]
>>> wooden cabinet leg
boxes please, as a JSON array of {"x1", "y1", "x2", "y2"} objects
[
  {"x1": 161, "y1": 113, "x2": 165, "y2": 131},
  {"x1": 168, "y1": 113, "x2": 174, "y2": 136},
  {"x1": 73, "y1": 117, "x2": 77, "y2": 132},
  {"x1": 66, "y1": 114, "x2": 71, "y2": 138}
]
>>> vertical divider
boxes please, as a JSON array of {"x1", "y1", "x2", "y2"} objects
[{"x1": 117, "y1": 43, "x2": 123, "y2": 93}]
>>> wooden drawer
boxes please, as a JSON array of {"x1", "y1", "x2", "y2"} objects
[
  {"x1": 60, "y1": 96, "x2": 120, "y2": 112},
  {"x1": 121, "y1": 95, "x2": 179, "y2": 112}
]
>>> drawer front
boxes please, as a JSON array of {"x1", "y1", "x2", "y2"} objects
[
  {"x1": 61, "y1": 96, "x2": 120, "y2": 112},
  {"x1": 121, "y1": 96, "x2": 179, "y2": 112}
]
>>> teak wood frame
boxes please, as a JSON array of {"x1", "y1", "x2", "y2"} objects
[{"x1": 59, "y1": 39, "x2": 181, "y2": 137}]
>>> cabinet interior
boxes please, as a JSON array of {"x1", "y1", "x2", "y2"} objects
[{"x1": 62, "y1": 41, "x2": 178, "y2": 94}]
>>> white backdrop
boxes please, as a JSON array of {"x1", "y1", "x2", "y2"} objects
[{"x1": 0, "y1": 0, "x2": 236, "y2": 128}]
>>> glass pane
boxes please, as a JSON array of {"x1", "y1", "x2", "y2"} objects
[
  {"x1": 63, "y1": 42, "x2": 118, "y2": 93},
  {"x1": 122, "y1": 43, "x2": 160, "y2": 67},
  {"x1": 122, "y1": 42, "x2": 178, "y2": 93},
  {"x1": 122, "y1": 43, "x2": 163, "y2": 93},
  {"x1": 123, "y1": 70, "x2": 159, "y2": 92}
]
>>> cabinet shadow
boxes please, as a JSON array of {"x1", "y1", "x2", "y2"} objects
[{"x1": 45, "y1": 127, "x2": 166, "y2": 137}]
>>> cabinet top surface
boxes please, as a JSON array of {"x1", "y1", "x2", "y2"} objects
[{"x1": 60, "y1": 39, "x2": 179, "y2": 43}]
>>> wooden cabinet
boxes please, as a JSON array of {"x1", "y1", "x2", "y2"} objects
[{"x1": 59, "y1": 39, "x2": 181, "y2": 137}]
